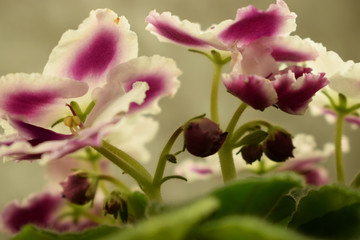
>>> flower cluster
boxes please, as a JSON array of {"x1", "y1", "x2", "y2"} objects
[
  {"x1": 146, "y1": 0, "x2": 329, "y2": 114},
  {"x1": 0, "y1": 9, "x2": 181, "y2": 162},
  {"x1": 0, "y1": 1, "x2": 359, "y2": 239}
]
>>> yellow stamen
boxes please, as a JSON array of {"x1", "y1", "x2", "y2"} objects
[
  {"x1": 63, "y1": 116, "x2": 74, "y2": 128},
  {"x1": 72, "y1": 116, "x2": 81, "y2": 126},
  {"x1": 63, "y1": 116, "x2": 82, "y2": 135}
]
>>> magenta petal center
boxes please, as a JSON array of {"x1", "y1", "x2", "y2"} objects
[
  {"x1": 152, "y1": 22, "x2": 207, "y2": 47},
  {"x1": 220, "y1": 9, "x2": 281, "y2": 44},
  {"x1": 4, "y1": 91, "x2": 57, "y2": 117},
  {"x1": 192, "y1": 167, "x2": 213, "y2": 175},
  {"x1": 70, "y1": 30, "x2": 118, "y2": 81},
  {"x1": 271, "y1": 47, "x2": 315, "y2": 62},
  {"x1": 2, "y1": 194, "x2": 61, "y2": 233},
  {"x1": 124, "y1": 75, "x2": 165, "y2": 112}
]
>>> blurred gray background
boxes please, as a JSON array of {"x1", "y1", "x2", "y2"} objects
[{"x1": 0, "y1": 0, "x2": 360, "y2": 238}]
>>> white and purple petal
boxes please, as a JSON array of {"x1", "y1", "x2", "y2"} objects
[
  {"x1": 146, "y1": 10, "x2": 227, "y2": 50},
  {"x1": 268, "y1": 36, "x2": 319, "y2": 62},
  {"x1": 107, "y1": 55, "x2": 181, "y2": 115},
  {"x1": 329, "y1": 63, "x2": 360, "y2": 100},
  {"x1": 223, "y1": 73, "x2": 278, "y2": 110},
  {"x1": 312, "y1": 105, "x2": 360, "y2": 127},
  {"x1": 8, "y1": 118, "x2": 71, "y2": 145},
  {"x1": 219, "y1": 0, "x2": 296, "y2": 46},
  {"x1": 85, "y1": 81, "x2": 149, "y2": 126},
  {"x1": 44, "y1": 9, "x2": 138, "y2": 87},
  {"x1": 106, "y1": 116, "x2": 159, "y2": 163},
  {"x1": 0, "y1": 119, "x2": 114, "y2": 162},
  {"x1": 174, "y1": 158, "x2": 220, "y2": 181},
  {"x1": 272, "y1": 71, "x2": 329, "y2": 114},
  {"x1": 306, "y1": 43, "x2": 354, "y2": 78},
  {"x1": 0, "y1": 81, "x2": 151, "y2": 162},
  {"x1": 1, "y1": 193, "x2": 63, "y2": 234},
  {"x1": 0, "y1": 120, "x2": 72, "y2": 161},
  {"x1": 0, "y1": 73, "x2": 88, "y2": 126},
  {"x1": 236, "y1": 40, "x2": 278, "y2": 77}
]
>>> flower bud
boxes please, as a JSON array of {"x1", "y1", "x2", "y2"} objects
[
  {"x1": 103, "y1": 191, "x2": 128, "y2": 222},
  {"x1": 60, "y1": 174, "x2": 95, "y2": 205},
  {"x1": 240, "y1": 145, "x2": 263, "y2": 164},
  {"x1": 263, "y1": 131, "x2": 294, "y2": 162},
  {"x1": 184, "y1": 118, "x2": 227, "y2": 157}
]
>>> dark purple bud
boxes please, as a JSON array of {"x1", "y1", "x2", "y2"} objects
[
  {"x1": 60, "y1": 174, "x2": 95, "y2": 205},
  {"x1": 103, "y1": 191, "x2": 128, "y2": 222},
  {"x1": 240, "y1": 145, "x2": 263, "y2": 164},
  {"x1": 184, "y1": 118, "x2": 227, "y2": 157},
  {"x1": 263, "y1": 131, "x2": 294, "y2": 162}
]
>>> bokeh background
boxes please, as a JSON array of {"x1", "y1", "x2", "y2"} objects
[{"x1": 0, "y1": 0, "x2": 360, "y2": 238}]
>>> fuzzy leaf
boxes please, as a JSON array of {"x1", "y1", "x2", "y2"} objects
[
  {"x1": 105, "y1": 197, "x2": 219, "y2": 240},
  {"x1": 194, "y1": 216, "x2": 312, "y2": 240},
  {"x1": 210, "y1": 173, "x2": 303, "y2": 219},
  {"x1": 289, "y1": 184, "x2": 360, "y2": 239},
  {"x1": 266, "y1": 195, "x2": 297, "y2": 225},
  {"x1": 12, "y1": 225, "x2": 120, "y2": 240}
]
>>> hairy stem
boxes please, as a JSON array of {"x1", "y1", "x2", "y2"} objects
[
  {"x1": 94, "y1": 141, "x2": 160, "y2": 200},
  {"x1": 218, "y1": 103, "x2": 248, "y2": 182},
  {"x1": 335, "y1": 112, "x2": 346, "y2": 184},
  {"x1": 153, "y1": 126, "x2": 183, "y2": 187},
  {"x1": 210, "y1": 63, "x2": 223, "y2": 124}
]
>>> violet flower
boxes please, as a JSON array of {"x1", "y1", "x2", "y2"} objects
[
  {"x1": 307, "y1": 42, "x2": 360, "y2": 127},
  {"x1": 0, "y1": 193, "x2": 63, "y2": 234},
  {"x1": 146, "y1": 0, "x2": 296, "y2": 51},
  {"x1": 0, "y1": 191, "x2": 102, "y2": 234},
  {"x1": 223, "y1": 41, "x2": 329, "y2": 115},
  {"x1": 146, "y1": 0, "x2": 328, "y2": 115},
  {"x1": 0, "y1": 9, "x2": 181, "y2": 162}
]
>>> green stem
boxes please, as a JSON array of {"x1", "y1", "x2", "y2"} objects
[
  {"x1": 98, "y1": 174, "x2": 131, "y2": 194},
  {"x1": 225, "y1": 103, "x2": 248, "y2": 136},
  {"x1": 94, "y1": 141, "x2": 158, "y2": 199},
  {"x1": 334, "y1": 112, "x2": 346, "y2": 184},
  {"x1": 218, "y1": 142, "x2": 237, "y2": 182},
  {"x1": 218, "y1": 103, "x2": 248, "y2": 182},
  {"x1": 210, "y1": 63, "x2": 223, "y2": 124},
  {"x1": 256, "y1": 159, "x2": 266, "y2": 175},
  {"x1": 90, "y1": 156, "x2": 110, "y2": 196},
  {"x1": 152, "y1": 126, "x2": 184, "y2": 188}
]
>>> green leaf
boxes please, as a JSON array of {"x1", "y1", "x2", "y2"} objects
[
  {"x1": 266, "y1": 194, "x2": 297, "y2": 225},
  {"x1": 105, "y1": 197, "x2": 219, "y2": 240},
  {"x1": 289, "y1": 184, "x2": 360, "y2": 239},
  {"x1": 194, "y1": 216, "x2": 313, "y2": 240},
  {"x1": 233, "y1": 129, "x2": 268, "y2": 148},
  {"x1": 210, "y1": 173, "x2": 303, "y2": 220},
  {"x1": 12, "y1": 225, "x2": 121, "y2": 240},
  {"x1": 351, "y1": 171, "x2": 360, "y2": 190}
]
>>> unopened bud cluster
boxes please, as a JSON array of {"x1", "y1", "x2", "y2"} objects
[{"x1": 240, "y1": 130, "x2": 295, "y2": 164}]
